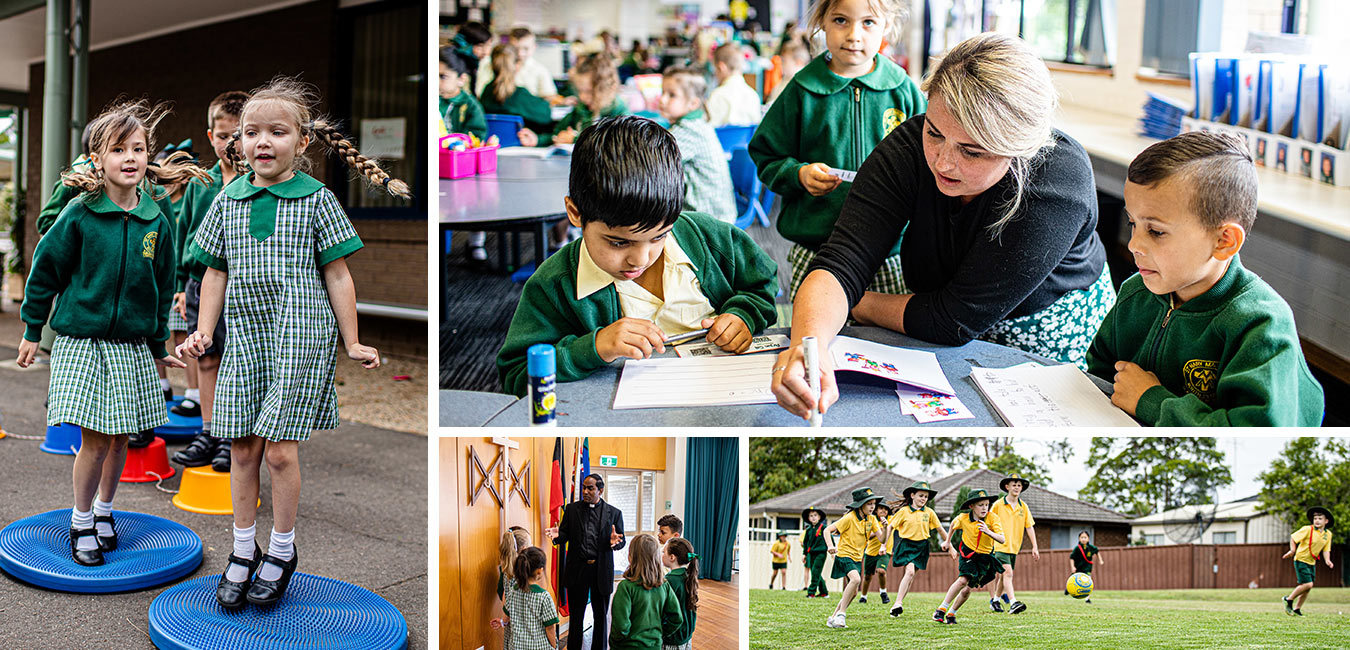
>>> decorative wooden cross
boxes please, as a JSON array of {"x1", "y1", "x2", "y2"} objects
[{"x1": 468, "y1": 438, "x2": 532, "y2": 534}]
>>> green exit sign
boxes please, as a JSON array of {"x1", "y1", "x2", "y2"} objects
[{"x1": 599, "y1": 455, "x2": 618, "y2": 467}]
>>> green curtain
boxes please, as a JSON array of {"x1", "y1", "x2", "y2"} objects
[{"x1": 684, "y1": 437, "x2": 738, "y2": 581}]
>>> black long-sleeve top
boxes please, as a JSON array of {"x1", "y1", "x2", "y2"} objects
[{"x1": 807, "y1": 116, "x2": 1108, "y2": 345}]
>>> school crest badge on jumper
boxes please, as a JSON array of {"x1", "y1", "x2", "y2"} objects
[
  {"x1": 882, "y1": 108, "x2": 905, "y2": 136},
  {"x1": 141, "y1": 231, "x2": 158, "y2": 258},
  {"x1": 1182, "y1": 358, "x2": 1219, "y2": 402}
]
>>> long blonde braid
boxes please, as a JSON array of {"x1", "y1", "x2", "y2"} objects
[{"x1": 308, "y1": 119, "x2": 411, "y2": 199}]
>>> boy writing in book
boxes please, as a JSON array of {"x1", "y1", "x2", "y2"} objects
[
  {"x1": 1087, "y1": 131, "x2": 1324, "y2": 426},
  {"x1": 496, "y1": 116, "x2": 779, "y2": 396}
]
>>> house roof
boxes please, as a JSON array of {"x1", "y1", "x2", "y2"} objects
[
  {"x1": 750, "y1": 468, "x2": 915, "y2": 516},
  {"x1": 751, "y1": 467, "x2": 1131, "y2": 525},
  {"x1": 927, "y1": 469, "x2": 1132, "y2": 525},
  {"x1": 1132, "y1": 498, "x2": 1273, "y2": 525}
]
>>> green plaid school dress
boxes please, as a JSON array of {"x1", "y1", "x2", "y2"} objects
[
  {"x1": 503, "y1": 583, "x2": 560, "y2": 650},
  {"x1": 787, "y1": 244, "x2": 906, "y2": 301},
  {"x1": 48, "y1": 336, "x2": 167, "y2": 434},
  {"x1": 190, "y1": 172, "x2": 363, "y2": 442}
]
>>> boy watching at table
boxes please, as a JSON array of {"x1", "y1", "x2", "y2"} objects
[
  {"x1": 1086, "y1": 131, "x2": 1324, "y2": 426},
  {"x1": 496, "y1": 116, "x2": 779, "y2": 396}
]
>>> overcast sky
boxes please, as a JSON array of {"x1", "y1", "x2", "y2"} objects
[{"x1": 873, "y1": 436, "x2": 1327, "y2": 505}]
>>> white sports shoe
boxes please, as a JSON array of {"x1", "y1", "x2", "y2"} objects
[{"x1": 826, "y1": 613, "x2": 847, "y2": 628}]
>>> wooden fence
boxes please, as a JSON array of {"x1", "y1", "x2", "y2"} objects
[{"x1": 746, "y1": 534, "x2": 1343, "y2": 593}]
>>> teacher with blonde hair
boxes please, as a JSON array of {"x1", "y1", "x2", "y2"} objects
[{"x1": 771, "y1": 32, "x2": 1115, "y2": 420}]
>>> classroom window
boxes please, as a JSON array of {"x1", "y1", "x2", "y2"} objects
[
  {"x1": 1140, "y1": 0, "x2": 1313, "y2": 78},
  {"x1": 1212, "y1": 531, "x2": 1237, "y2": 544},
  {"x1": 929, "y1": 0, "x2": 1113, "y2": 68}
]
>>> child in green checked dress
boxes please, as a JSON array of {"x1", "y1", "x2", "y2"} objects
[
  {"x1": 500, "y1": 546, "x2": 561, "y2": 650},
  {"x1": 177, "y1": 77, "x2": 409, "y2": 609},
  {"x1": 18, "y1": 101, "x2": 208, "y2": 566}
]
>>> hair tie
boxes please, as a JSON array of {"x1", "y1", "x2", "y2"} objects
[
  {"x1": 687, "y1": 552, "x2": 699, "y2": 560},
  {"x1": 381, "y1": 177, "x2": 391, "y2": 188}
]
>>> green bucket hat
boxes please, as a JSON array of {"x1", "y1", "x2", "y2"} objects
[
  {"x1": 999, "y1": 473, "x2": 1031, "y2": 493},
  {"x1": 960, "y1": 488, "x2": 995, "y2": 511},
  {"x1": 776, "y1": 530, "x2": 789, "y2": 539},
  {"x1": 902, "y1": 480, "x2": 937, "y2": 502},
  {"x1": 1308, "y1": 506, "x2": 1334, "y2": 526},
  {"x1": 847, "y1": 487, "x2": 884, "y2": 510},
  {"x1": 802, "y1": 506, "x2": 827, "y2": 523}
]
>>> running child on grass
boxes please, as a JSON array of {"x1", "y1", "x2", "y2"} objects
[
  {"x1": 769, "y1": 531, "x2": 790, "y2": 590},
  {"x1": 824, "y1": 487, "x2": 883, "y2": 628},
  {"x1": 933, "y1": 489, "x2": 1004, "y2": 625},
  {"x1": 860, "y1": 502, "x2": 891, "y2": 604},
  {"x1": 1068, "y1": 530, "x2": 1102, "y2": 604},
  {"x1": 802, "y1": 506, "x2": 829, "y2": 598},
  {"x1": 986, "y1": 473, "x2": 1039, "y2": 614},
  {"x1": 884, "y1": 481, "x2": 949, "y2": 617},
  {"x1": 178, "y1": 77, "x2": 408, "y2": 609},
  {"x1": 1282, "y1": 507, "x2": 1334, "y2": 616},
  {"x1": 18, "y1": 100, "x2": 206, "y2": 565}
]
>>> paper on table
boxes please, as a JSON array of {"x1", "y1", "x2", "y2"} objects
[
  {"x1": 612, "y1": 353, "x2": 777, "y2": 409},
  {"x1": 831, "y1": 335, "x2": 956, "y2": 396},
  {"x1": 495, "y1": 144, "x2": 573, "y2": 158},
  {"x1": 827, "y1": 168, "x2": 857, "y2": 182},
  {"x1": 896, "y1": 385, "x2": 974, "y2": 422},
  {"x1": 675, "y1": 334, "x2": 790, "y2": 358},
  {"x1": 969, "y1": 364, "x2": 1139, "y2": 427}
]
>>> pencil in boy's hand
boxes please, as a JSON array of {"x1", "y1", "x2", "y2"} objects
[{"x1": 663, "y1": 328, "x2": 709, "y2": 345}]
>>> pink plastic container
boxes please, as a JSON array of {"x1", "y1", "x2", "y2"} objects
[
  {"x1": 475, "y1": 145, "x2": 500, "y2": 173},
  {"x1": 441, "y1": 147, "x2": 476, "y2": 179}
]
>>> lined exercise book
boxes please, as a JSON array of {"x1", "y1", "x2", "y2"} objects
[
  {"x1": 612, "y1": 354, "x2": 777, "y2": 410},
  {"x1": 969, "y1": 364, "x2": 1140, "y2": 427}
]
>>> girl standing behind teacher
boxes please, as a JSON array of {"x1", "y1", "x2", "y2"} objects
[
  {"x1": 749, "y1": 0, "x2": 926, "y2": 299},
  {"x1": 18, "y1": 101, "x2": 205, "y2": 565},
  {"x1": 179, "y1": 77, "x2": 408, "y2": 609}
]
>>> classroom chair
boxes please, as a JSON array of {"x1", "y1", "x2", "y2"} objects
[
  {"x1": 484, "y1": 114, "x2": 524, "y2": 147},
  {"x1": 714, "y1": 124, "x2": 757, "y2": 153},
  {"x1": 729, "y1": 148, "x2": 771, "y2": 229}
]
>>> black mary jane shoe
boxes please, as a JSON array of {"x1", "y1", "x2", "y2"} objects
[
  {"x1": 70, "y1": 527, "x2": 104, "y2": 566},
  {"x1": 246, "y1": 548, "x2": 299, "y2": 607},
  {"x1": 170, "y1": 399, "x2": 201, "y2": 418},
  {"x1": 93, "y1": 514, "x2": 118, "y2": 551},
  {"x1": 172, "y1": 433, "x2": 218, "y2": 466},
  {"x1": 211, "y1": 439, "x2": 233, "y2": 473},
  {"x1": 217, "y1": 543, "x2": 262, "y2": 611},
  {"x1": 127, "y1": 429, "x2": 155, "y2": 449}
]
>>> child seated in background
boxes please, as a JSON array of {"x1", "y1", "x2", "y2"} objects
[
  {"x1": 441, "y1": 48, "x2": 486, "y2": 141},
  {"x1": 501, "y1": 27, "x2": 561, "y2": 104},
  {"x1": 1086, "y1": 131, "x2": 1324, "y2": 426},
  {"x1": 482, "y1": 44, "x2": 554, "y2": 142},
  {"x1": 659, "y1": 67, "x2": 737, "y2": 223},
  {"x1": 706, "y1": 43, "x2": 761, "y2": 127},
  {"x1": 765, "y1": 36, "x2": 811, "y2": 107},
  {"x1": 520, "y1": 53, "x2": 627, "y2": 147},
  {"x1": 496, "y1": 116, "x2": 779, "y2": 396}
]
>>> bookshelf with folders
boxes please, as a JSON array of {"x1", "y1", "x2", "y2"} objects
[{"x1": 1179, "y1": 52, "x2": 1349, "y2": 188}]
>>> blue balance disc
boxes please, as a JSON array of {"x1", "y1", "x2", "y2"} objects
[
  {"x1": 148, "y1": 573, "x2": 408, "y2": 650},
  {"x1": 0, "y1": 509, "x2": 202, "y2": 593},
  {"x1": 40, "y1": 423, "x2": 82, "y2": 455},
  {"x1": 156, "y1": 398, "x2": 204, "y2": 442}
]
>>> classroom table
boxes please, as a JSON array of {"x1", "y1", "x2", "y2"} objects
[
  {"x1": 480, "y1": 326, "x2": 1114, "y2": 427},
  {"x1": 440, "y1": 155, "x2": 570, "y2": 312},
  {"x1": 439, "y1": 390, "x2": 518, "y2": 427}
]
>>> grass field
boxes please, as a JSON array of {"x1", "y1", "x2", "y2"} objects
[{"x1": 749, "y1": 587, "x2": 1350, "y2": 649}]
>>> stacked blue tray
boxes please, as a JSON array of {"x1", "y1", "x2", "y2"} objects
[{"x1": 1139, "y1": 92, "x2": 1190, "y2": 140}]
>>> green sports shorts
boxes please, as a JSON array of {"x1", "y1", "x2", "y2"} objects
[
  {"x1": 831, "y1": 555, "x2": 863, "y2": 580},
  {"x1": 1294, "y1": 560, "x2": 1316, "y2": 584},
  {"x1": 993, "y1": 551, "x2": 1017, "y2": 569}
]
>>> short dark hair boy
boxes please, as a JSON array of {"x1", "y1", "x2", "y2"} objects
[
  {"x1": 497, "y1": 117, "x2": 779, "y2": 396},
  {"x1": 1087, "y1": 131, "x2": 1323, "y2": 425}
]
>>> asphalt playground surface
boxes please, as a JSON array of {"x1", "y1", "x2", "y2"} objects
[{"x1": 0, "y1": 340, "x2": 428, "y2": 649}]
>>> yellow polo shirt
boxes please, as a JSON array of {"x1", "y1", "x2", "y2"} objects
[
  {"x1": 576, "y1": 233, "x2": 716, "y2": 337},
  {"x1": 770, "y1": 540, "x2": 790, "y2": 562},
  {"x1": 833, "y1": 511, "x2": 877, "y2": 562},
  {"x1": 1293, "y1": 525, "x2": 1333, "y2": 564},
  {"x1": 951, "y1": 512, "x2": 1003, "y2": 555},
  {"x1": 865, "y1": 517, "x2": 885, "y2": 556},
  {"x1": 888, "y1": 506, "x2": 941, "y2": 545},
  {"x1": 990, "y1": 496, "x2": 1036, "y2": 554}
]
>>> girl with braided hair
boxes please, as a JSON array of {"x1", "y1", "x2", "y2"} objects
[
  {"x1": 177, "y1": 77, "x2": 408, "y2": 609},
  {"x1": 17, "y1": 100, "x2": 207, "y2": 566}
]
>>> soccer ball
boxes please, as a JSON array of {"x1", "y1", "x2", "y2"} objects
[{"x1": 1067, "y1": 572, "x2": 1093, "y2": 599}]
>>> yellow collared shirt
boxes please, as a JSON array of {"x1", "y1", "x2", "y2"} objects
[
  {"x1": 833, "y1": 511, "x2": 877, "y2": 562},
  {"x1": 888, "y1": 506, "x2": 941, "y2": 548},
  {"x1": 1293, "y1": 525, "x2": 1333, "y2": 564},
  {"x1": 990, "y1": 496, "x2": 1036, "y2": 554},
  {"x1": 770, "y1": 540, "x2": 790, "y2": 561},
  {"x1": 952, "y1": 512, "x2": 1003, "y2": 555},
  {"x1": 575, "y1": 233, "x2": 716, "y2": 337}
]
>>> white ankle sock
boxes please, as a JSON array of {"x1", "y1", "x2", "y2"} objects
[
  {"x1": 185, "y1": 388, "x2": 200, "y2": 401},
  {"x1": 259, "y1": 528, "x2": 295, "y2": 581},
  {"x1": 92, "y1": 498, "x2": 114, "y2": 536},
  {"x1": 226, "y1": 524, "x2": 256, "y2": 582},
  {"x1": 160, "y1": 378, "x2": 171, "y2": 391},
  {"x1": 939, "y1": 599, "x2": 950, "y2": 611},
  {"x1": 71, "y1": 508, "x2": 97, "y2": 551}
]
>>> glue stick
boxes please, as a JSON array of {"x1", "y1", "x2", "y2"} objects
[{"x1": 527, "y1": 344, "x2": 557, "y2": 427}]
